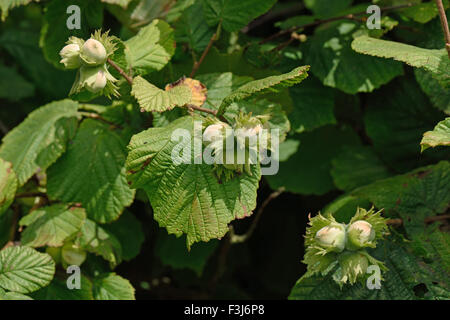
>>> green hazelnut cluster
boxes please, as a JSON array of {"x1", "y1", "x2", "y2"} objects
[
  {"x1": 303, "y1": 207, "x2": 389, "y2": 287},
  {"x1": 202, "y1": 112, "x2": 272, "y2": 181},
  {"x1": 59, "y1": 30, "x2": 119, "y2": 97}
]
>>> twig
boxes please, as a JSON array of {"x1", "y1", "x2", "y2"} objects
[
  {"x1": 185, "y1": 104, "x2": 218, "y2": 116},
  {"x1": 231, "y1": 187, "x2": 285, "y2": 244},
  {"x1": 260, "y1": 3, "x2": 417, "y2": 45},
  {"x1": 15, "y1": 191, "x2": 48, "y2": 199},
  {"x1": 184, "y1": 104, "x2": 229, "y2": 123},
  {"x1": 107, "y1": 58, "x2": 133, "y2": 85},
  {"x1": 435, "y1": 0, "x2": 450, "y2": 58},
  {"x1": 425, "y1": 214, "x2": 450, "y2": 224},
  {"x1": 78, "y1": 111, "x2": 123, "y2": 129},
  {"x1": 270, "y1": 37, "x2": 295, "y2": 53},
  {"x1": 208, "y1": 228, "x2": 233, "y2": 291},
  {"x1": 190, "y1": 22, "x2": 222, "y2": 78},
  {"x1": 386, "y1": 214, "x2": 450, "y2": 226}
]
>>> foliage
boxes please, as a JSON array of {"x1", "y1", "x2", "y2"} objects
[{"x1": 0, "y1": 0, "x2": 449, "y2": 301}]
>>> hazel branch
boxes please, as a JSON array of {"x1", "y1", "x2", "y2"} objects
[
  {"x1": 231, "y1": 187, "x2": 285, "y2": 244},
  {"x1": 107, "y1": 58, "x2": 133, "y2": 85},
  {"x1": 260, "y1": 3, "x2": 417, "y2": 45},
  {"x1": 435, "y1": 0, "x2": 450, "y2": 58},
  {"x1": 190, "y1": 22, "x2": 222, "y2": 78}
]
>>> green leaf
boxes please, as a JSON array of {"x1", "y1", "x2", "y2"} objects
[
  {"x1": 0, "y1": 64, "x2": 34, "y2": 101},
  {"x1": 288, "y1": 75, "x2": 336, "y2": 133},
  {"x1": 401, "y1": 1, "x2": 449, "y2": 24},
  {"x1": 364, "y1": 78, "x2": 448, "y2": 172},
  {"x1": 412, "y1": 228, "x2": 450, "y2": 276},
  {"x1": 131, "y1": 76, "x2": 192, "y2": 112},
  {"x1": 415, "y1": 69, "x2": 450, "y2": 115},
  {"x1": 30, "y1": 275, "x2": 93, "y2": 300},
  {"x1": 202, "y1": 0, "x2": 277, "y2": 32},
  {"x1": 266, "y1": 125, "x2": 361, "y2": 195},
  {"x1": 277, "y1": 139, "x2": 300, "y2": 162},
  {"x1": 103, "y1": 211, "x2": 145, "y2": 261},
  {"x1": 0, "y1": 246, "x2": 55, "y2": 294},
  {"x1": 352, "y1": 36, "x2": 450, "y2": 88},
  {"x1": 275, "y1": 15, "x2": 316, "y2": 30},
  {"x1": 155, "y1": 231, "x2": 218, "y2": 276},
  {"x1": 19, "y1": 204, "x2": 86, "y2": 248},
  {"x1": 196, "y1": 72, "x2": 253, "y2": 110},
  {"x1": 349, "y1": 161, "x2": 450, "y2": 237},
  {"x1": 47, "y1": 119, "x2": 135, "y2": 223},
  {"x1": 40, "y1": 0, "x2": 104, "y2": 68},
  {"x1": 127, "y1": 0, "x2": 174, "y2": 25},
  {"x1": 101, "y1": 0, "x2": 132, "y2": 7},
  {"x1": 174, "y1": 1, "x2": 215, "y2": 53},
  {"x1": 306, "y1": 22, "x2": 403, "y2": 94},
  {"x1": 92, "y1": 273, "x2": 135, "y2": 300},
  {"x1": 0, "y1": 28, "x2": 74, "y2": 99},
  {"x1": 0, "y1": 0, "x2": 35, "y2": 21},
  {"x1": 125, "y1": 19, "x2": 175, "y2": 75},
  {"x1": 217, "y1": 66, "x2": 310, "y2": 116},
  {"x1": 77, "y1": 219, "x2": 122, "y2": 267},
  {"x1": 421, "y1": 118, "x2": 450, "y2": 151},
  {"x1": 0, "y1": 99, "x2": 79, "y2": 186},
  {"x1": 0, "y1": 289, "x2": 33, "y2": 300},
  {"x1": 126, "y1": 116, "x2": 261, "y2": 248},
  {"x1": 331, "y1": 145, "x2": 391, "y2": 192},
  {"x1": 0, "y1": 159, "x2": 17, "y2": 216},
  {"x1": 304, "y1": 0, "x2": 353, "y2": 18}
]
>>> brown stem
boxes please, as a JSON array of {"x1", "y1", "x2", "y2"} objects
[
  {"x1": 386, "y1": 214, "x2": 450, "y2": 226},
  {"x1": 425, "y1": 214, "x2": 450, "y2": 224},
  {"x1": 185, "y1": 104, "x2": 218, "y2": 116},
  {"x1": 435, "y1": 0, "x2": 450, "y2": 58},
  {"x1": 260, "y1": 3, "x2": 417, "y2": 45},
  {"x1": 107, "y1": 58, "x2": 133, "y2": 85},
  {"x1": 184, "y1": 104, "x2": 229, "y2": 123},
  {"x1": 79, "y1": 111, "x2": 123, "y2": 129},
  {"x1": 15, "y1": 191, "x2": 48, "y2": 199},
  {"x1": 231, "y1": 187, "x2": 285, "y2": 244},
  {"x1": 208, "y1": 228, "x2": 232, "y2": 291},
  {"x1": 190, "y1": 23, "x2": 221, "y2": 78},
  {"x1": 270, "y1": 37, "x2": 295, "y2": 53}
]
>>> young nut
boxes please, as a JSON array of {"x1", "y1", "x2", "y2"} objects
[
  {"x1": 81, "y1": 38, "x2": 107, "y2": 66},
  {"x1": 59, "y1": 44, "x2": 81, "y2": 69},
  {"x1": 315, "y1": 222, "x2": 346, "y2": 252},
  {"x1": 347, "y1": 220, "x2": 375, "y2": 249},
  {"x1": 80, "y1": 66, "x2": 107, "y2": 93}
]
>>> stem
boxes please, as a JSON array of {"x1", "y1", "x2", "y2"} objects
[
  {"x1": 231, "y1": 187, "x2": 285, "y2": 244},
  {"x1": 208, "y1": 228, "x2": 232, "y2": 291},
  {"x1": 425, "y1": 214, "x2": 450, "y2": 224},
  {"x1": 190, "y1": 22, "x2": 222, "y2": 78},
  {"x1": 260, "y1": 3, "x2": 417, "y2": 45},
  {"x1": 435, "y1": 0, "x2": 450, "y2": 58},
  {"x1": 107, "y1": 58, "x2": 133, "y2": 85},
  {"x1": 185, "y1": 104, "x2": 218, "y2": 116},
  {"x1": 386, "y1": 214, "x2": 450, "y2": 226}
]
